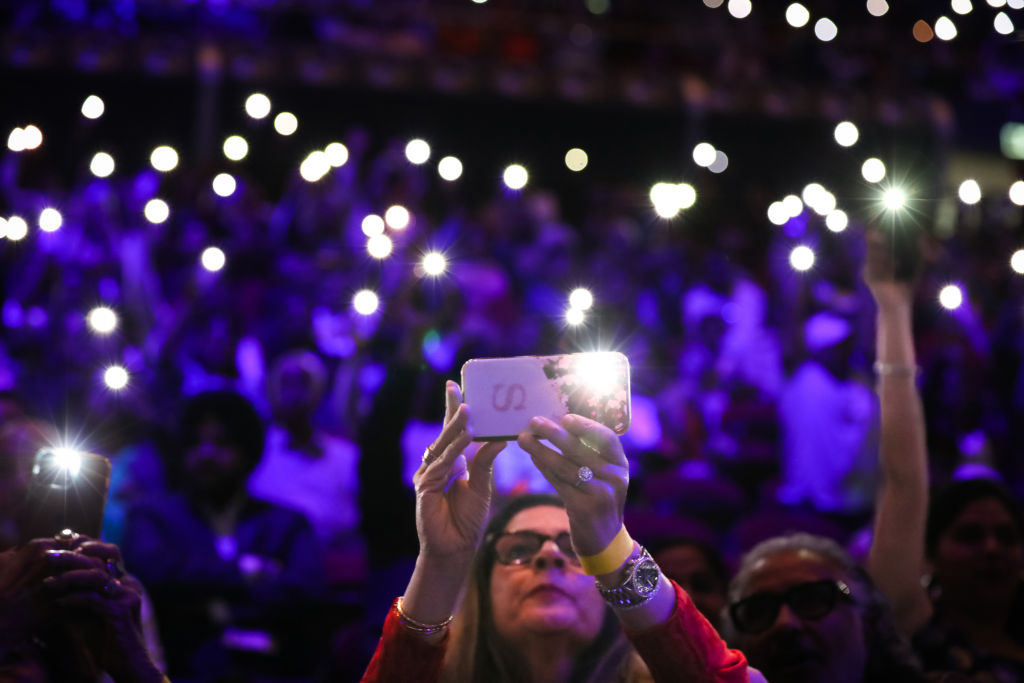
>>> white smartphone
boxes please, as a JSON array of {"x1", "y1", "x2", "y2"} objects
[{"x1": 460, "y1": 352, "x2": 631, "y2": 441}]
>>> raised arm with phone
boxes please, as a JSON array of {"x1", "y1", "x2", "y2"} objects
[{"x1": 361, "y1": 372, "x2": 751, "y2": 682}]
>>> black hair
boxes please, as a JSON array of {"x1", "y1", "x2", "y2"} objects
[
  {"x1": 925, "y1": 478, "x2": 1023, "y2": 559},
  {"x1": 178, "y1": 390, "x2": 265, "y2": 472}
]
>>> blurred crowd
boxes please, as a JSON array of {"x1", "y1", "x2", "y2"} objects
[{"x1": 1, "y1": 105, "x2": 1023, "y2": 680}]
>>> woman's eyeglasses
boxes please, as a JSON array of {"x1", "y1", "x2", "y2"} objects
[
  {"x1": 729, "y1": 579, "x2": 852, "y2": 634},
  {"x1": 492, "y1": 531, "x2": 579, "y2": 566}
]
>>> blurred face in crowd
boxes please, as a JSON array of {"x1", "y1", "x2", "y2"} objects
[
  {"x1": 732, "y1": 549, "x2": 865, "y2": 683},
  {"x1": 184, "y1": 417, "x2": 245, "y2": 502},
  {"x1": 932, "y1": 497, "x2": 1023, "y2": 609},
  {"x1": 274, "y1": 365, "x2": 318, "y2": 422},
  {"x1": 489, "y1": 506, "x2": 605, "y2": 650},
  {"x1": 655, "y1": 543, "x2": 726, "y2": 628}
]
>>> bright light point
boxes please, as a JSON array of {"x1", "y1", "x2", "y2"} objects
[
  {"x1": 952, "y1": 0, "x2": 973, "y2": 13},
  {"x1": 1009, "y1": 180, "x2": 1024, "y2": 206},
  {"x1": 81, "y1": 95, "x2": 104, "y2": 119},
  {"x1": 6, "y1": 216, "x2": 28, "y2": 241},
  {"x1": 825, "y1": 209, "x2": 849, "y2": 232},
  {"x1": 201, "y1": 246, "x2": 226, "y2": 272},
  {"x1": 104, "y1": 366, "x2": 129, "y2": 390},
  {"x1": 1011, "y1": 250, "x2": 1024, "y2": 274},
  {"x1": 87, "y1": 306, "x2": 118, "y2": 334},
  {"x1": 53, "y1": 449, "x2": 82, "y2": 476},
  {"x1": 353, "y1": 289, "x2": 380, "y2": 315},
  {"x1": 768, "y1": 201, "x2": 790, "y2": 225},
  {"x1": 986, "y1": 0, "x2": 1007, "y2": 6},
  {"x1": 786, "y1": 3, "x2": 810, "y2": 27},
  {"x1": 565, "y1": 148, "x2": 588, "y2": 172},
  {"x1": 994, "y1": 12, "x2": 1014, "y2": 34},
  {"x1": 866, "y1": 0, "x2": 889, "y2": 16},
  {"x1": 676, "y1": 183, "x2": 697, "y2": 209},
  {"x1": 223, "y1": 135, "x2": 248, "y2": 161},
  {"x1": 692, "y1": 142, "x2": 717, "y2": 167},
  {"x1": 958, "y1": 179, "x2": 982, "y2": 204},
  {"x1": 144, "y1": 198, "x2": 170, "y2": 224},
  {"x1": 814, "y1": 18, "x2": 838, "y2": 41},
  {"x1": 384, "y1": 205, "x2": 411, "y2": 230},
  {"x1": 39, "y1": 208, "x2": 62, "y2": 232},
  {"x1": 438, "y1": 156, "x2": 463, "y2": 181},
  {"x1": 569, "y1": 288, "x2": 594, "y2": 311},
  {"x1": 503, "y1": 164, "x2": 529, "y2": 190},
  {"x1": 704, "y1": 0, "x2": 724, "y2": 6},
  {"x1": 812, "y1": 191, "x2": 837, "y2": 216},
  {"x1": 367, "y1": 234, "x2": 393, "y2": 259},
  {"x1": 1008, "y1": 0, "x2": 1022, "y2": 9},
  {"x1": 325, "y1": 142, "x2": 349, "y2": 167},
  {"x1": 245, "y1": 93, "x2": 271, "y2": 119},
  {"x1": 299, "y1": 151, "x2": 330, "y2": 182},
  {"x1": 421, "y1": 251, "x2": 447, "y2": 276},
  {"x1": 727, "y1": 0, "x2": 752, "y2": 19},
  {"x1": 934, "y1": 16, "x2": 958, "y2": 40},
  {"x1": 566, "y1": 308, "x2": 586, "y2": 326},
  {"x1": 789, "y1": 245, "x2": 815, "y2": 272},
  {"x1": 22, "y1": 125, "x2": 42, "y2": 150},
  {"x1": 939, "y1": 284, "x2": 963, "y2": 310},
  {"x1": 782, "y1": 194, "x2": 804, "y2": 217},
  {"x1": 7, "y1": 128, "x2": 25, "y2": 152},
  {"x1": 861, "y1": 158, "x2": 886, "y2": 183},
  {"x1": 212, "y1": 173, "x2": 237, "y2": 197},
  {"x1": 405, "y1": 139, "x2": 431, "y2": 165},
  {"x1": 883, "y1": 188, "x2": 907, "y2": 210},
  {"x1": 90, "y1": 152, "x2": 115, "y2": 178},
  {"x1": 274, "y1": 112, "x2": 298, "y2": 136},
  {"x1": 802, "y1": 183, "x2": 827, "y2": 208},
  {"x1": 708, "y1": 151, "x2": 729, "y2": 174},
  {"x1": 361, "y1": 214, "x2": 385, "y2": 237},
  {"x1": 834, "y1": 121, "x2": 859, "y2": 147},
  {"x1": 150, "y1": 145, "x2": 178, "y2": 172}
]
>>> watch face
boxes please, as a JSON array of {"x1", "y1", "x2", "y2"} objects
[{"x1": 633, "y1": 559, "x2": 660, "y2": 595}]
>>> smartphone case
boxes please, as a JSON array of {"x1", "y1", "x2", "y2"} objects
[{"x1": 461, "y1": 352, "x2": 631, "y2": 441}]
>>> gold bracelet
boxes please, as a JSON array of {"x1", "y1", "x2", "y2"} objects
[
  {"x1": 578, "y1": 525, "x2": 634, "y2": 576},
  {"x1": 395, "y1": 596, "x2": 453, "y2": 637}
]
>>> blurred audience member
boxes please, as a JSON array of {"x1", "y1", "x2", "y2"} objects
[
  {"x1": 122, "y1": 390, "x2": 326, "y2": 681},
  {"x1": 649, "y1": 536, "x2": 729, "y2": 630},
  {"x1": 247, "y1": 350, "x2": 364, "y2": 582}
]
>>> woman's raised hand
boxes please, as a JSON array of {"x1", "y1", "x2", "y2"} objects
[
  {"x1": 518, "y1": 414, "x2": 629, "y2": 557},
  {"x1": 413, "y1": 381, "x2": 506, "y2": 561}
]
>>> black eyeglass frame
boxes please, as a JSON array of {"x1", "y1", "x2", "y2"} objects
[
  {"x1": 489, "y1": 530, "x2": 579, "y2": 566},
  {"x1": 728, "y1": 578, "x2": 853, "y2": 635}
]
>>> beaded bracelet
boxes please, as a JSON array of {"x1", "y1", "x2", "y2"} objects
[
  {"x1": 874, "y1": 361, "x2": 920, "y2": 378},
  {"x1": 395, "y1": 596, "x2": 453, "y2": 637}
]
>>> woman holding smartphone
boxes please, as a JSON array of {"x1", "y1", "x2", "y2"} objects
[{"x1": 361, "y1": 381, "x2": 753, "y2": 682}]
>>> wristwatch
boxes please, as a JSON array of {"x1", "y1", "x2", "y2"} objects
[{"x1": 596, "y1": 545, "x2": 661, "y2": 608}]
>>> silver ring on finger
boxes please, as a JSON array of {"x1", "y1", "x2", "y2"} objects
[
  {"x1": 574, "y1": 465, "x2": 594, "y2": 488},
  {"x1": 422, "y1": 445, "x2": 439, "y2": 465}
]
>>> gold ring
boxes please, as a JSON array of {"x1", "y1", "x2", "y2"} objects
[{"x1": 422, "y1": 445, "x2": 437, "y2": 465}]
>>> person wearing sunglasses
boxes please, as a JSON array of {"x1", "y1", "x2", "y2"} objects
[
  {"x1": 723, "y1": 533, "x2": 926, "y2": 683},
  {"x1": 361, "y1": 381, "x2": 754, "y2": 682}
]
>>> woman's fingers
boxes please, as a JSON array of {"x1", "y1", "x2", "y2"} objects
[
  {"x1": 517, "y1": 431, "x2": 586, "y2": 493},
  {"x1": 467, "y1": 441, "x2": 506, "y2": 499},
  {"x1": 443, "y1": 380, "x2": 462, "y2": 425},
  {"x1": 560, "y1": 414, "x2": 628, "y2": 468},
  {"x1": 421, "y1": 404, "x2": 469, "y2": 469}
]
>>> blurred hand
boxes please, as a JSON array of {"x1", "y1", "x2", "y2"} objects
[
  {"x1": 518, "y1": 414, "x2": 629, "y2": 557},
  {"x1": 414, "y1": 381, "x2": 506, "y2": 561},
  {"x1": 43, "y1": 539, "x2": 163, "y2": 683},
  {"x1": 863, "y1": 226, "x2": 915, "y2": 308},
  {"x1": 0, "y1": 538, "x2": 63, "y2": 649}
]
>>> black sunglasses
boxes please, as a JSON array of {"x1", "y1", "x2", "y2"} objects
[
  {"x1": 491, "y1": 531, "x2": 579, "y2": 566},
  {"x1": 729, "y1": 579, "x2": 852, "y2": 634}
]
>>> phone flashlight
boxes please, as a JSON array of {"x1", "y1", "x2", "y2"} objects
[{"x1": 18, "y1": 448, "x2": 112, "y2": 543}]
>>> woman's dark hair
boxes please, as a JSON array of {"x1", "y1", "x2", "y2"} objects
[
  {"x1": 179, "y1": 390, "x2": 265, "y2": 472},
  {"x1": 448, "y1": 493, "x2": 634, "y2": 682},
  {"x1": 925, "y1": 478, "x2": 1023, "y2": 559}
]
